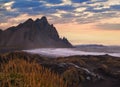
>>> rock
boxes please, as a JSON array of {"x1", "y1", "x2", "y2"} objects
[
  {"x1": 62, "y1": 37, "x2": 72, "y2": 45},
  {"x1": 0, "y1": 16, "x2": 73, "y2": 50},
  {"x1": 0, "y1": 29, "x2": 2, "y2": 32}
]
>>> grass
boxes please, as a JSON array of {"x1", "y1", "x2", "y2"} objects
[{"x1": 0, "y1": 58, "x2": 67, "y2": 87}]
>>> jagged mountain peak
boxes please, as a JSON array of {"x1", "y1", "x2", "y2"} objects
[
  {"x1": 35, "y1": 16, "x2": 48, "y2": 23},
  {"x1": 35, "y1": 18, "x2": 40, "y2": 23},
  {"x1": 41, "y1": 16, "x2": 47, "y2": 21},
  {"x1": 16, "y1": 18, "x2": 34, "y2": 28},
  {"x1": 23, "y1": 18, "x2": 34, "y2": 24},
  {"x1": 62, "y1": 37, "x2": 71, "y2": 45},
  {"x1": 24, "y1": 18, "x2": 34, "y2": 24},
  {"x1": 40, "y1": 16, "x2": 48, "y2": 25},
  {"x1": 17, "y1": 16, "x2": 49, "y2": 28},
  {"x1": 0, "y1": 16, "x2": 73, "y2": 49}
]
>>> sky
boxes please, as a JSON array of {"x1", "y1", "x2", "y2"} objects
[{"x1": 0, "y1": 0, "x2": 120, "y2": 45}]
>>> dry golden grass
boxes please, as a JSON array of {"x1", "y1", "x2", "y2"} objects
[{"x1": 0, "y1": 59, "x2": 67, "y2": 87}]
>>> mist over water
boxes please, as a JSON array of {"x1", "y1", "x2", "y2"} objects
[{"x1": 24, "y1": 48, "x2": 120, "y2": 58}]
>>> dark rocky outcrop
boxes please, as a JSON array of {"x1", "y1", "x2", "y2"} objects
[
  {"x1": 0, "y1": 29, "x2": 2, "y2": 38},
  {"x1": 0, "y1": 16, "x2": 73, "y2": 50},
  {"x1": 0, "y1": 29, "x2": 2, "y2": 32}
]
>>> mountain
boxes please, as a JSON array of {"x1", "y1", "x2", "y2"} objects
[
  {"x1": 75, "y1": 44, "x2": 120, "y2": 53},
  {"x1": 0, "y1": 16, "x2": 73, "y2": 50}
]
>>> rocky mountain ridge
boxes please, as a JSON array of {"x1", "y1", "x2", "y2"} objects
[{"x1": 0, "y1": 16, "x2": 72, "y2": 50}]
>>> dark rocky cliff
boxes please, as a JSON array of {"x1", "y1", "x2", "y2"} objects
[{"x1": 0, "y1": 16, "x2": 73, "y2": 49}]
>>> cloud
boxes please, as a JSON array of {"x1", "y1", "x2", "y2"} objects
[
  {"x1": 74, "y1": 7, "x2": 87, "y2": 12},
  {"x1": 96, "y1": 23, "x2": 120, "y2": 30},
  {"x1": 0, "y1": 1, "x2": 16, "y2": 11},
  {"x1": 50, "y1": 5, "x2": 75, "y2": 11},
  {"x1": 71, "y1": 0, "x2": 89, "y2": 3},
  {"x1": 0, "y1": 0, "x2": 120, "y2": 30},
  {"x1": 98, "y1": 17, "x2": 120, "y2": 24},
  {"x1": 51, "y1": 10, "x2": 68, "y2": 18}
]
